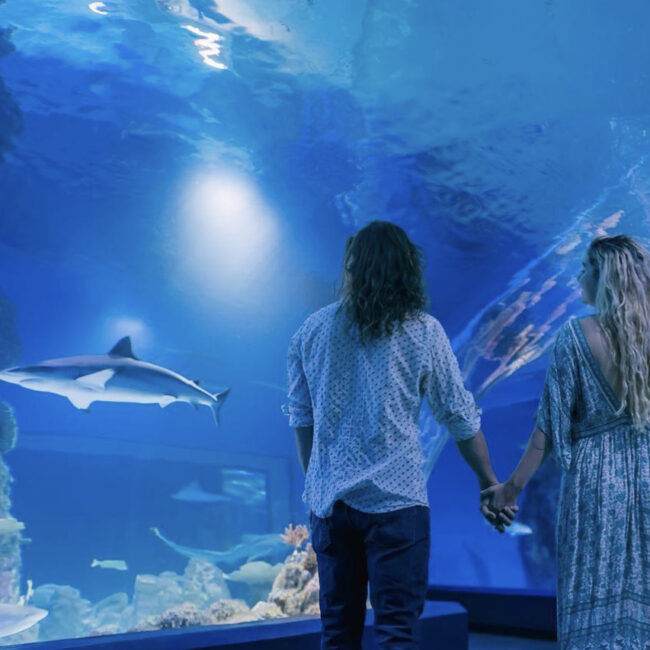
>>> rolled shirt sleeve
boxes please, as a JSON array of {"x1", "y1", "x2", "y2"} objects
[
  {"x1": 426, "y1": 319, "x2": 482, "y2": 441},
  {"x1": 282, "y1": 331, "x2": 314, "y2": 428}
]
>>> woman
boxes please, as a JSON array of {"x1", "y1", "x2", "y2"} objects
[
  {"x1": 482, "y1": 234, "x2": 650, "y2": 649},
  {"x1": 284, "y1": 221, "x2": 510, "y2": 649}
]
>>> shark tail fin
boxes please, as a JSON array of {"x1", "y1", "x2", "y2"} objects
[{"x1": 210, "y1": 388, "x2": 231, "y2": 427}]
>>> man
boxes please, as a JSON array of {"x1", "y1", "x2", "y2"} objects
[{"x1": 284, "y1": 221, "x2": 512, "y2": 649}]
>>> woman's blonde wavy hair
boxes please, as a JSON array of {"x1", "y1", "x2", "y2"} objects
[{"x1": 588, "y1": 234, "x2": 650, "y2": 431}]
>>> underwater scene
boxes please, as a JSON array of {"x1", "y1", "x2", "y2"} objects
[{"x1": 0, "y1": 0, "x2": 650, "y2": 644}]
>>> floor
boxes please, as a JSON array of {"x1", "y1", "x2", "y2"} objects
[{"x1": 469, "y1": 633, "x2": 558, "y2": 649}]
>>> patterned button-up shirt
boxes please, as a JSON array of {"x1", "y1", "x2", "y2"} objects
[{"x1": 283, "y1": 301, "x2": 481, "y2": 517}]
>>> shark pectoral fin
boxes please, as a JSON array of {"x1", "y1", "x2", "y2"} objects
[
  {"x1": 76, "y1": 369, "x2": 115, "y2": 391},
  {"x1": 159, "y1": 396, "x2": 176, "y2": 408},
  {"x1": 68, "y1": 394, "x2": 95, "y2": 411}
]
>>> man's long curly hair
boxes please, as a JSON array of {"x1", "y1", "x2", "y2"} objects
[
  {"x1": 588, "y1": 234, "x2": 650, "y2": 431},
  {"x1": 338, "y1": 221, "x2": 428, "y2": 343}
]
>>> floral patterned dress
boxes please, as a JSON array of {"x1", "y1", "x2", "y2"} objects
[{"x1": 536, "y1": 318, "x2": 650, "y2": 650}]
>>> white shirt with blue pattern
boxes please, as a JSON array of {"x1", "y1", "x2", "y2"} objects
[{"x1": 283, "y1": 301, "x2": 481, "y2": 518}]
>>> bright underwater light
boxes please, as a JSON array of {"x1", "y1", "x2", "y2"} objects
[
  {"x1": 88, "y1": 2, "x2": 109, "y2": 15},
  {"x1": 179, "y1": 171, "x2": 280, "y2": 304},
  {"x1": 181, "y1": 25, "x2": 227, "y2": 70},
  {"x1": 103, "y1": 317, "x2": 151, "y2": 350}
]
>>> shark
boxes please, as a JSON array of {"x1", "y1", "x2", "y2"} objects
[
  {"x1": 0, "y1": 337, "x2": 230, "y2": 425},
  {"x1": 150, "y1": 527, "x2": 289, "y2": 573},
  {"x1": 0, "y1": 604, "x2": 47, "y2": 640},
  {"x1": 171, "y1": 481, "x2": 232, "y2": 504}
]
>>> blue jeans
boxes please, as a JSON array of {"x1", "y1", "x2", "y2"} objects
[{"x1": 311, "y1": 500, "x2": 430, "y2": 650}]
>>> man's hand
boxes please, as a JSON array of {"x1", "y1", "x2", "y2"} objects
[{"x1": 480, "y1": 480, "x2": 521, "y2": 533}]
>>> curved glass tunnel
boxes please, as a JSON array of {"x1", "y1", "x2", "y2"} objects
[{"x1": 0, "y1": 0, "x2": 649, "y2": 644}]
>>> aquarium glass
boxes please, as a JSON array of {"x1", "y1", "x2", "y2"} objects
[{"x1": 0, "y1": 0, "x2": 649, "y2": 644}]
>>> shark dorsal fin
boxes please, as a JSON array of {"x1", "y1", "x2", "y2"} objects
[{"x1": 109, "y1": 337, "x2": 138, "y2": 359}]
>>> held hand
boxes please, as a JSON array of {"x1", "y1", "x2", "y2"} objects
[
  {"x1": 479, "y1": 501, "x2": 519, "y2": 533},
  {"x1": 480, "y1": 480, "x2": 521, "y2": 533}
]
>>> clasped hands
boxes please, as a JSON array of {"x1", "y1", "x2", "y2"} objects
[{"x1": 479, "y1": 479, "x2": 522, "y2": 533}]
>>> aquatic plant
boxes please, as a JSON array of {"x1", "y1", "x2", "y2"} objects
[{"x1": 280, "y1": 524, "x2": 309, "y2": 550}]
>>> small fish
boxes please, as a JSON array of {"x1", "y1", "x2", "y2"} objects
[
  {"x1": 0, "y1": 604, "x2": 47, "y2": 639},
  {"x1": 505, "y1": 522, "x2": 533, "y2": 537},
  {"x1": 483, "y1": 519, "x2": 534, "y2": 537},
  {"x1": 91, "y1": 559, "x2": 128, "y2": 571},
  {"x1": 223, "y1": 561, "x2": 283, "y2": 586},
  {"x1": 0, "y1": 518, "x2": 25, "y2": 535},
  {"x1": 171, "y1": 481, "x2": 231, "y2": 504}
]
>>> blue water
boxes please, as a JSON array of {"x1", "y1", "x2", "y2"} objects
[{"x1": 1, "y1": 0, "x2": 650, "y2": 643}]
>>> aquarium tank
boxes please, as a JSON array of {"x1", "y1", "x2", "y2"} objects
[{"x1": 0, "y1": 0, "x2": 649, "y2": 644}]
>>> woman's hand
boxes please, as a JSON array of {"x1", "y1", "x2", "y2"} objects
[{"x1": 480, "y1": 480, "x2": 521, "y2": 532}]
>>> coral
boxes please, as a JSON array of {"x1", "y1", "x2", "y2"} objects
[
  {"x1": 251, "y1": 601, "x2": 285, "y2": 620},
  {"x1": 155, "y1": 602, "x2": 205, "y2": 629},
  {"x1": 131, "y1": 598, "x2": 256, "y2": 632},
  {"x1": 130, "y1": 559, "x2": 230, "y2": 626},
  {"x1": 132, "y1": 602, "x2": 205, "y2": 632},
  {"x1": 272, "y1": 563, "x2": 312, "y2": 592},
  {"x1": 181, "y1": 558, "x2": 230, "y2": 609},
  {"x1": 0, "y1": 404, "x2": 17, "y2": 454},
  {"x1": 304, "y1": 602, "x2": 320, "y2": 616},
  {"x1": 0, "y1": 290, "x2": 21, "y2": 371},
  {"x1": 0, "y1": 289, "x2": 22, "y2": 607},
  {"x1": 205, "y1": 598, "x2": 250, "y2": 622},
  {"x1": 300, "y1": 574, "x2": 320, "y2": 614},
  {"x1": 302, "y1": 543, "x2": 318, "y2": 573},
  {"x1": 280, "y1": 523, "x2": 310, "y2": 550},
  {"x1": 90, "y1": 592, "x2": 128, "y2": 631},
  {"x1": 30, "y1": 584, "x2": 92, "y2": 642},
  {"x1": 88, "y1": 625, "x2": 120, "y2": 638},
  {"x1": 267, "y1": 546, "x2": 320, "y2": 617},
  {"x1": 131, "y1": 573, "x2": 184, "y2": 624}
]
